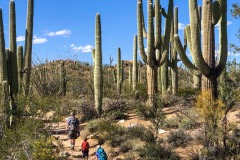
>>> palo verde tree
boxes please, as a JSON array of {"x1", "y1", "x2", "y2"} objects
[
  {"x1": 137, "y1": 0, "x2": 173, "y2": 107},
  {"x1": 174, "y1": 0, "x2": 228, "y2": 99}
]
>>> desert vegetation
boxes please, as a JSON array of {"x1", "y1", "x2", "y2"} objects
[{"x1": 0, "y1": 0, "x2": 240, "y2": 159}]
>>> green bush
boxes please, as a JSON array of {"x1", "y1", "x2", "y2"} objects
[
  {"x1": 32, "y1": 137, "x2": 56, "y2": 160},
  {"x1": 179, "y1": 117, "x2": 199, "y2": 130},
  {"x1": 138, "y1": 140, "x2": 180, "y2": 160},
  {"x1": 164, "y1": 117, "x2": 180, "y2": 129},
  {"x1": 78, "y1": 102, "x2": 97, "y2": 122},
  {"x1": 167, "y1": 129, "x2": 192, "y2": 147},
  {"x1": 119, "y1": 141, "x2": 133, "y2": 153}
]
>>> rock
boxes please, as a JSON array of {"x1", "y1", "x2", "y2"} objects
[
  {"x1": 118, "y1": 119, "x2": 125, "y2": 123},
  {"x1": 158, "y1": 129, "x2": 166, "y2": 134}
]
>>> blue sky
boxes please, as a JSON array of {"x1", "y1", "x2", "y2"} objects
[{"x1": 0, "y1": 0, "x2": 239, "y2": 64}]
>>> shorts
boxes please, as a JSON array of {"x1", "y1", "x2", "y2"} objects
[
  {"x1": 82, "y1": 150, "x2": 89, "y2": 158},
  {"x1": 68, "y1": 130, "x2": 78, "y2": 139}
]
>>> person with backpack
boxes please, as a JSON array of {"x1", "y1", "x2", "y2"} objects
[
  {"x1": 66, "y1": 111, "x2": 80, "y2": 150},
  {"x1": 81, "y1": 137, "x2": 90, "y2": 160},
  {"x1": 95, "y1": 145, "x2": 108, "y2": 160}
]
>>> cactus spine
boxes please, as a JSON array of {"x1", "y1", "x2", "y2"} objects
[
  {"x1": 117, "y1": 48, "x2": 122, "y2": 95},
  {"x1": 93, "y1": 13, "x2": 103, "y2": 115},
  {"x1": 23, "y1": 0, "x2": 34, "y2": 95},
  {"x1": 132, "y1": 35, "x2": 138, "y2": 91},
  {"x1": 174, "y1": 0, "x2": 227, "y2": 98},
  {"x1": 137, "y1": 0, "x2": 173, "y2": 106}
]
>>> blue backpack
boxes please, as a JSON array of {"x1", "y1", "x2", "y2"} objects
[{"x1": 97, "y1": 148, "x2": 107, "y2": 160}]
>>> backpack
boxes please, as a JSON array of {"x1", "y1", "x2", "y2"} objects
[
  {"x1": 69, "y1": 117, "x2": 78, "y2": 131},
  {"x1": 97, "y1": 148, "x2": 107, "y2": 160},
  {"x1": 81, "y1": 141, "x2": 90, "y2": 151}
]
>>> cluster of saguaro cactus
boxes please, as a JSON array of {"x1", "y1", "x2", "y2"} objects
[
  {"x1": 174, "y1": 0, "x2": 227, "y2": 98},
  {"x1": 93, "y1": 13, "x2": 103, "y2": 115},
  {"x1": 137, "y1": 0, "x2": 173, "y2": 106},
  {"x1": 0, "y1": 0, "x2": 34, "y2": 96}
]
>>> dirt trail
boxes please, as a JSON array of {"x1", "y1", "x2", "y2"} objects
[{"x1": 50, "y1": 106, "x2": 240, "y2": 160}]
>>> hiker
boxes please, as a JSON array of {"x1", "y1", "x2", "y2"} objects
[
  {"x1": 81, "y1": 137, "x2": 90, "y2": 160},
  {"x1": 96, "y1": 145, "x2": 108, "y2": 160},
  {"x1": 66, "y1": 111, "x2": 80, "y2": 150}
]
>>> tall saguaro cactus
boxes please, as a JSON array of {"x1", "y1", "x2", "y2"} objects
[
  {"x1": 117, "y1": 48, "x2": 123, "y2": 95},
  {"x1": 137, "y1": 0, "x2": 173, "y2": 106},
  {"x1": 0, "y1": 9, "x2": 7, "y2": 83},
  {"x1": 23, "y1": 0, "x2": 34, "y2": 96},
  {"x1": 174, "y1": 0, "x2": 227, "y2": 98},
  {"x1": 93, "y1": 13, "x2": 103, "y2": 115},
  {"x1": 170, "y1": 7, "x2": 179, "y2": 95},
  {"x1": 9, "y1": 0, "x2": 18, "y2": 95},
  {"x1": 132, "y1": 35, "x2": 138, "y2": 91}
]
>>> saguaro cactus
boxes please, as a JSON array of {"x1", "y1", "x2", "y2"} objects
[
  {"x1": 174, "y1": 0, "x2": 227, "y2": 98},
  {"x1": 132, "y1": 35, "x2": 138, "y2": 91},
  {"x1": 59, "y1": 61, "x2": 67, "y2": 96},
  {"x1": 137, "y1": 0, "x2": 173, "y2": 106},
  {"x1": 9, "y1": 0, "x2": 18, "y2": 95},
  {"x1": 23, "y1": 0, "x2": 34, "y2": 96},
  {"x1": 170, "y1": 7, "x2": 179, "y2": 95},
  {"x1": 17, "y1": 46, "x2": 23, "y2": 94},
  {"x1": 117, "y1": 48, "x2": 123, "y2": 95},
  {"x1": 0, "y1": 9, "x2": 7, "y2": 83},
  {"x1": 93, "y1": 13, "x2": 103, "y2": 115}
]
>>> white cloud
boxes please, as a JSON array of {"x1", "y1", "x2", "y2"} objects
[
  {"x1": 70, "y1": 44, "x2": 94, "y2": 53},
  {"x1": 33, "y1": 36, "x2": 47, "y2": 44},
  {"x1": 215, "y1": 21, "x2": 232, "y2": 28},
  {"x1": 178, "y1": 22, "x2": 185, "y2": 30},
  {"x1": 17, "y1": 36, "x2": 25, "y2": 42},
  {"x1": 47, "y1": 29, "x2": 71, "y2": 37}
]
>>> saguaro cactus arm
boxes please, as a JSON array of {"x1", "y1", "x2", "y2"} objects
[
  {"x1": 215, "y1": 0, "x2": 227, "y2": 77},
  {"x1": 189, "y1": 0, "x2": 210, "y2": 76},
  {"x1": 174, "y1": 34, "x2": 201, "y2": 77},
  {"x1": 23, "y1": 0, "x2": 34, "y2": 95},
  {"x1": 137, "y1": 2, "x2": 148, "y2": 64}
]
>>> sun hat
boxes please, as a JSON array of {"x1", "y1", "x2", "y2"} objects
[
  {"x1": 96, "y1": 145, "x2": 101, "y2": 148},
  {"x1": 70, "y1": 112, "x2": 75, "y2": 116}
]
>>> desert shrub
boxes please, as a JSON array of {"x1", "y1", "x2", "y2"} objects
[
  {"x1": 177, "y1": 87, "x2": 199, "y2": 98},
  {"x1": 0, "y1": 118, "x2": 49, "y2": 159},
  {"x1": 85, "y1": 119, "x2": 126, "y2": 146},
  {"x1": 32, "y1": 136, "x2": 56, "y2": 160},
  {"x1": 135, "y1": 83, "x2": 148, "y2": 101},
  {"x1": 78, "y1": 102, "x2": 97, "y2": 122},
  {"x1": 136, "y1": 97, "x2": 165, "y2": 137},
  {"x1": 164, "y1": 117, "x2": 180, "y2": 129},
  {"x1": 167, "y1": 129, "x2": 192, "y2": 147},
  {"x1": 127, "y1": 125, "x2": 146, "y2": 139},
  {"x1": 179, "y1": 117, "x2": 199, "y2": 130},
  {"x1": 102, "y1": 98, "x2": 128, "y2": 120},
  {"x1": 103, "y1": 98, "x2": 128, "y2": 113},
  {"x1": 138, "y1": 139, "x2": 180, "y2": 160}
]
